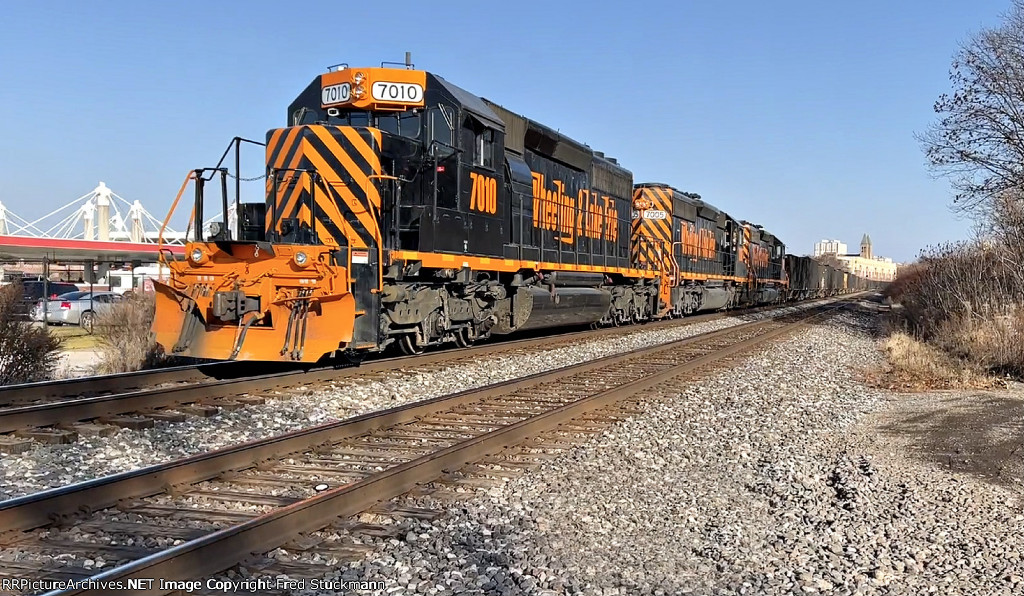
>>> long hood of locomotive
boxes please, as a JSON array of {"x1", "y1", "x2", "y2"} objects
[{"x1": 265, "y1": 125, "x2": 383, "y2": 250}]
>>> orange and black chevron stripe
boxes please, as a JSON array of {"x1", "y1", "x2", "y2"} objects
[
  {"x1": 264, "y1": 125, "x2": 383, "y2": 250},
  {"x1": 738, "y1": 225, "x2": 752, "y2": 279},
  {"x1": 630, "y1": 186, "x2": 673, "y2": 270}
]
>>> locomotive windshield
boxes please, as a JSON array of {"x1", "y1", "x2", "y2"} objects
[{"x1": 291, "y1": 106, "x2": 421, "y2": 139}]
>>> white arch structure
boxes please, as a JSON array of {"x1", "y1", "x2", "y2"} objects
[{"x1": 0, "y1": 182, "x2": 187, "y2": 245}]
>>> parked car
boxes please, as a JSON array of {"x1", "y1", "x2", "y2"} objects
[
  {"x1": 31, "y1": 291, "x2": 89, "y2": 324},
  {"x1": 10, "y1": 280, "x2": 80, "y2": 319},
  {"x1": 21, "y1": 280, "x2": 80, "y2": 302},
  {"x1": 31, "y1": 291, "x2": 122, "y2": 327}
]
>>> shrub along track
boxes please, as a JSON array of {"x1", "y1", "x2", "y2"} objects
[
  {"x1": 0, "y1": 299, "x2": 843, "y2": 444},
  {"x1": 0, "y1": 300, "x2": 850, "y2": 596}
]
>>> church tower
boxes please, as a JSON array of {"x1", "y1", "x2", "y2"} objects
[{"x1": 860, "y1": 234, "x2": 872, "y2": 260}]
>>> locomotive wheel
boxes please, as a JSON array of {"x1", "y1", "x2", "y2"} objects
[
  {"x1": 454, "y1": 326, "x2": 474, "y2": 348},
  {"x1": 398, "y1": 334, "x2": 424, "y2": 355}
]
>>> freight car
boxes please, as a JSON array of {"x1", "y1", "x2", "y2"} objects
[
  {"x1": 152, "y1": 62, "x2": 869, "y2": 363},
  {"x1": 783, "y1": 254, "x2": 884, "y2": 299},
  {"x1": 784, "y1": 255, "x2": 824, "y2": 300}
]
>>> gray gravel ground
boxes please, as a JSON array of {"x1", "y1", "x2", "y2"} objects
[
  {"x1": 0, "y1": 304, "x2": 819, "y2": 500},
  {"x1": 265, "y1": 304, "x2": 1024, "y2": 596}
]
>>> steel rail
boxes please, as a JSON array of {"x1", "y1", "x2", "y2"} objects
[
  {"x1": 0, "y1": 314, "x2": 782, "y2": 531},
  {"x1": 35, "y1": 301, "x2": 844, "y2": 596},
  {"x1": 0, "y1": 310, "x2": 707, "y2": 409},
  {"x1": 0, "y1": 298, "x2": 845, "y2": 433},
  {"x1": 0, "y1": 363, "x2": 233, "y2": 406},
  {"x1": 0, "y1": 301, "x2": 847, "y2": 596}
]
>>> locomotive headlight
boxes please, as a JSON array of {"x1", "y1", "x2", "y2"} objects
[
  {"x1": 293, "y1": 251, "x2": 309, "y2": 267},
  {"x1": 354, "y1": 71, "x2": 366, "y2": 84},
  {"x1": 353, "y1": 84, "x2": 366, "y2": 98},
  {"x1": 190, "y1": 247, "x2": 206, "y2": 264}
]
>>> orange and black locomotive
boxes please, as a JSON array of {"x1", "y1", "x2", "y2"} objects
[{"x1": 152, "y1": 62, "x2": 856, "y2": 363}]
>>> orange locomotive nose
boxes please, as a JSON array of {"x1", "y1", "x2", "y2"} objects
[{"x1": 151, "y1": 243, "x2": 355, "y2": 362}]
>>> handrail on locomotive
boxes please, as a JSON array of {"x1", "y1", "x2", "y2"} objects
[{"x1": 155, "y1": 138, "x2": 266, "y2": 259}]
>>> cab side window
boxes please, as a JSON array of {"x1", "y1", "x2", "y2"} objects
[
  {"x1": 429, "y1": 105, "x2": 454, "y2": 149},
  {"x1": 464, "y1": 117, "x2": 494, "y2": 170},
  {"x1": 474, "y1": 128, "x2": 494, "y2": 169}
]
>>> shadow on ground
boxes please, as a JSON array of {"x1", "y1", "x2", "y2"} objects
[{"x1": 875, "y1": 389, "x2": 1024, "y2": 489}]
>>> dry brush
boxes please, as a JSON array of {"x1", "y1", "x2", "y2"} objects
[
  {"x1": 0, "y1": 283, "x2": 61, "y2": 385},
  {"x1": 93, "y1": 292, "x2": 165, "y2": 374}
]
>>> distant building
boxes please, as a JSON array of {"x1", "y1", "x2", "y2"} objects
[
  {"x1": 813, "y1": 239, "x2": 847, "y2": 257},
  {"x1": 830, "y1": 234, "x2": 898, "y2": 281}
]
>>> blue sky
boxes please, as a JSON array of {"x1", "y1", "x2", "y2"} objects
[{"x1": 0, "y1": 0, "x2": 1009, "y2": 261}]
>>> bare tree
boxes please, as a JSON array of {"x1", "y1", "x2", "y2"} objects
[
  {"x1": 920, "y1": 0, "x2": 1024, "y2": 214},
  {"x1": 814, "y1": 253, "x2": 844, "y2": 269},
  {"x1": 901, "y1": 2, "x2": 1024, "y2": 377},
  {"x1": 983, "y1": 192, "x2": 1024, "y2": 289}
]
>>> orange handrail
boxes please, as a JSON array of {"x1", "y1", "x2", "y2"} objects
[{"x1": 157, "y1": 171, "x2": 196, "y2": 264}]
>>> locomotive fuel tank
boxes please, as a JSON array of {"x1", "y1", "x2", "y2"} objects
[
  {"x1": 697, "y1": 285, "x2": 732, "y2": 311},
  {"x1": 754, "y1": 286, "x2": 780, "y2": 304},
  {"x1": 495, "y1": 286, "x2": 612, "y2": 333}
]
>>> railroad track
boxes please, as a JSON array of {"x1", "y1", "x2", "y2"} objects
[
  {"x1": 0, "y1": 362, "x2": 244, "y2": 407},
  {"x1": 0, "y1": 300, "x2": 848, "y2": 596},
  {"x1": 1, "y1": 296, "x2": 854, "y2": 407},
  {"x1": 0, "y1": 298, "x2": 843, "y2": 445},
  {"x1": 5, "y1": 313, "x2": 725, "y2": 408}
]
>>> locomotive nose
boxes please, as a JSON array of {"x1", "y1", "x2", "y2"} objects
[{"x1": 151, "y1": 243, "x2": 355, "y2": 362}]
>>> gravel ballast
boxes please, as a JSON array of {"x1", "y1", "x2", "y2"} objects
[
  {"x1": 0, "y1": 304, "x2": 818, "y2": 500},
  {"x1": 264, "y1": 305, "x2": 1024, "y2": 596}
]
